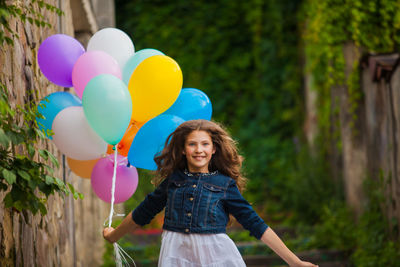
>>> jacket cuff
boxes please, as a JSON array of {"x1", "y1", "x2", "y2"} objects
[
  {"x1": 131, "y1": 207, "x2": 146, "y2": 226},
  {"x1": 253, "y1": 223, "x2": 269, "y2": 240}
]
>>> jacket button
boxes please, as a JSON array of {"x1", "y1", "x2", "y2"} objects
[
  {"x1": 187, "y1": 213, "x2": 192, "y2": 217},
  {"x1": 192, "y1": 184, "x2": 197, "y2": 188},
  {"x1": 185, "y1": 229, "x2": 189, "y2": 233},
  {"x1": 189, "y1": 197, "x2": 194, "y2": 201}
]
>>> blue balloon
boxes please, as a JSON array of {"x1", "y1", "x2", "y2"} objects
[
  {"x1": 122, "y1": 48, "x2": 164, "y2": 85},
  {"x1": 128, "y1": 114, "x2": 185, "y2": 170},
  {"x1": 163, "y1": 88, "x2": 212, "y2": 121},
  {"x1": 36, "y1": 92, "x2": 81, "y2": 139}
]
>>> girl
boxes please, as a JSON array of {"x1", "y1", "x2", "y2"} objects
[{"x1": 103, "y1": 119, "x2": 318, "y2": 267}]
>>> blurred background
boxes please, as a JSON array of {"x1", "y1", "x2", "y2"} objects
[
  {"x1": 1, "y1": 0, "x2": 400, "y2": 266},
  {"x1": 110, "y1": 0, "x2": 400, "y2": 266}
]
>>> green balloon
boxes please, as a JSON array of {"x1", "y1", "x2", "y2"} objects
[{"x1": 82, "y1": 74, "x2": 132, "y2": 145}]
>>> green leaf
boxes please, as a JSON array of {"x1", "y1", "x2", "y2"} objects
[
  {"x1": 27, "y1": 144, "x2": 35, "y2": 158},
  {"x1": 47, "y1": 151, "x2": 59, "y2": 168},
  {"x1": 0, "y1": 127, "x2": 10, "y2": 147},
  {"x1": 11, "y1": 187, "x2": 27, "y2": 203},
  {"x1": 54, "y1": 177, "x2": 65, "y2": 189},
  {"x1": 3, "y1": 169, "x2": 16, "y2": 185},
  {"x1": 68, "y1": 183, "x2": 80, "y2": 199},
  {"x1": 17, "y1": 170, "x2": 30, "y2": 181},
  {"x1": 4, "y1": 193, "x2": 13, "y2": 208},
  {"x1": 38, "y1": 149, "x2": 48, "y2": 160},
  {"x1": 45, "y1": 175, "x2": 53, "y2": 185},
  {"x1": 44, "y1": 165, "x2": 54, "y2": 174},
  {"x1": 28, "y1": 179, "x2": 37, "y2": 190},
  {"x1": 38, "y1": 183, "x2": 53, "y2": 197},
  {"x1": 46, "y1": 128, "x2": 54, "y2": 137},
  {"x1": 6, "y1": 131, "x2": 24, "y2": 145},
  {"x1": 38, "y1": 202, "x2": 47, "y2": 216},
  {"x1": 34, "y1": 128, "x2": 46, "y2": 139},
  {"x1": 13, "y1": 200, "x2": 25, "y2": 212}
]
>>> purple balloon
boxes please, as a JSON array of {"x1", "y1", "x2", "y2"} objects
[
  {"x1": 91, "y1": 154, "x2": 138, "y2": 203},
  {"x1": 38, "y1": 34, "x2": 85, "y2": 87}
]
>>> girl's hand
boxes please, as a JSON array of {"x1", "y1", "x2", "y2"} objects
[
  {"x1": 103, "y1": 227, "x2": 116, "y2": 243},
  {"x1": 290, "y1": 261, "x2": 318, "y2": 267}
]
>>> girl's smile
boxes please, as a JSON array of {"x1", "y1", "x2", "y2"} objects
[{"x1": 183, "y1": 130, "x2": 215, "y2": 173}]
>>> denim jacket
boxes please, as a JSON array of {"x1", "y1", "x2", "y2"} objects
[{"x1": 132, "y1": 169, "x2": 268, "y2": 239}]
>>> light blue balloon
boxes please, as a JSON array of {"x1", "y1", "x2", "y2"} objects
[
  {"x1": 163, "y1": 88, "x2": 212, "y2": 121},
  {"x1": 82, "y1": 74, "x2": 132, "y2": 145},
  {"x1": 128, "y1": 114, "x2": 185, "y2": 170},
  {"x1": 36, "y1": 92, "x2": 81, "y2": 139},
  {"x1": 122, "y1": 48, "x2": 164, "y2": 84}
]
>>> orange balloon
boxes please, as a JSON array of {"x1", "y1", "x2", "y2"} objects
[
  {"x1": 106, "y1": 120, "x2": 145, "y2": 157},
  {"x1": 106, "y1": 144, "x2": 114, "y2": 154},
  {"x1": 67, "y1": 157, "x2": 100, "y2": 178}
]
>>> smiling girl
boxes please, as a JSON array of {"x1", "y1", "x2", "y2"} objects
[{"x1": 103, "y1": 119, "x2": 318, "y2": 267}]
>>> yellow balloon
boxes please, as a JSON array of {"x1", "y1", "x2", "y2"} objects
[{"x1": 128, "y1": 55, "x2": 183, "y2": 122}]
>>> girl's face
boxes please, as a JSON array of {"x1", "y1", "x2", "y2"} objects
[{"x1": 183, "y1": 130, "x2": 216, "y2": 173}]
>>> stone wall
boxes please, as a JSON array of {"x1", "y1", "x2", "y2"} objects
[
  {"x1": 303, "y1": 44, "x2": 400, "y2": 233},
  {"x1": 0, "y1": 1, "x2": 116, "y2": 266}
]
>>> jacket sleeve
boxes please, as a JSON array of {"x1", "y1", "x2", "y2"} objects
[
  {"x1": 131, "y1": 178, "x2": 169, "y2": 226},
  {"x1": 224, "y1": 179, "x2": 268, "y2": 239}
]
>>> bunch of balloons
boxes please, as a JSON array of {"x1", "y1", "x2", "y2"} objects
[{"x1": 36, "y1": 28, "x2": 213, "y2": 203}]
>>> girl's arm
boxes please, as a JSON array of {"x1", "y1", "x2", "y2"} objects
[
  {"x1": 103, "y1": 178, "x2": 169, "y2": 243},
  {"x1": 103, "y1": 212, "x2": 139, "y2": 243},
  {"x1": 260, "y1": 227, "x2": 318, "y2": 267}
]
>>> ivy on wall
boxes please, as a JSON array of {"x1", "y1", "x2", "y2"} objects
[
  {"x1": 302, "y1": 0, "x2": 400, "y2": 140},
  {"x1": 0, "y1": 0, "x2": 81, "y2": 216}
]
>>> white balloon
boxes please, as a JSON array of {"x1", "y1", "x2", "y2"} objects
[
  {"x1": 52, "y1": 106, "x2": 107, "y2": 160},
  {"x1": 87, "y1": 28, "x2": 135, "y2": 70}
]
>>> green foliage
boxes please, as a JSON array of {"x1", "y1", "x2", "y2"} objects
[
  {"x1": 302, "y1": 0, "x2": 400, "y2": 141},
  {"x1": 0, "y1": 0, "x2": 63, "y2": 46},
  {"x1": 351, "y1": 173, "x2": 400, "y2": 267},
  {"x1": 306, "y1": 201, "x2": 356, "y2": 251},
  {"x1": 0, "y1": 81, "x2": 82, "y2": 216},
  {"x1": 0, "y1": 0, "x2": 79, "y2": 217},
  {"x1": 290, "y1": 174, "x2": 400, "y2": 266},
  {"x1": 282, "y1": 145, "x2": 343, "y2": 224}
]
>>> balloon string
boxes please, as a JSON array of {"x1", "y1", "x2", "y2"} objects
[
  {"x1": 106, "y1": 146, "x2": 136, "y2": 267},
  {"x1": 108, "y1": 146, "x2": 118, "y2": 227}
]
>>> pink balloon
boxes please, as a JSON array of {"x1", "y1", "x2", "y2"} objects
[
  {"x1": 72, "y1": 51, "x2": 122, "y2": 98},
  {"x1": 91, "y1": 154, "x2": 138, "y2": 203}
]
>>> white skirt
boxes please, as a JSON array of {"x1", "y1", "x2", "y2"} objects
[{"x1": 158, "y1": 230, "x2": 246, "y2": 267}]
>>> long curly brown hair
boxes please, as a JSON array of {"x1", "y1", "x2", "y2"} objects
[{"x1": 153, "y1": 119, "x2": 247, "y2": 192}]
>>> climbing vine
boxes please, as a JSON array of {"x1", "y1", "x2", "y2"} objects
[
  {"x1": 0, "y1": 0, "x2": 63, "y2": 45},
  {"x1": 302, "y1": 0, "x2": 400, "y2": 142},
  {"x1": 0, "y1": 0, "x2": 81, "y2": 216}
]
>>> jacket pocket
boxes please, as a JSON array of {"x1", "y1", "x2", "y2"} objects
[
  {"x1": 203, "y1": 183, "x2": 224, "y2": 192},
  {"x1": 201, "y1": 183, "x2": 224, "y2": 226},
  {"x1": 165, "y1": 180, "x2": 186, "y2": 222}
]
